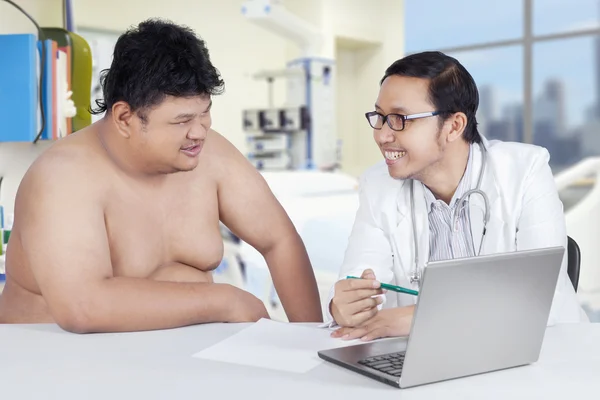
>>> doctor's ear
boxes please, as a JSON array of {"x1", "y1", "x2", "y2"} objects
[{"x1": 444, "y1": 112, "x2": 468, "y2": 143}]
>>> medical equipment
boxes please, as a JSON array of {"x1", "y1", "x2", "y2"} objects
[
  {"x1": 408, "y1": 141, "x2": 491, "y2": 287},
  {"x1": 241, "y1": 0, "x2": 338, "y2": 171},
  {"x1": 242, "y1": 60, "x2": 337, "y2": 170}
]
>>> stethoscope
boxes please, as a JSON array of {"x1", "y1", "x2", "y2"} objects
[{"x1": 408, "y1": 142, "x2": 491, "y2": 287}]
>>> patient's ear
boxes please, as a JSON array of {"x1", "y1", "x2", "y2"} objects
[{"x1": 111, "y1": 101, "x2": 135, "y2": 139}]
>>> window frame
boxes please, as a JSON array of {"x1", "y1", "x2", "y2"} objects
[{"x1": 405, "y1": 0, "x2": 600, "y2": 144}]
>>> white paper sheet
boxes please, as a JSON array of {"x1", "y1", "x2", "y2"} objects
[{"x1": 192, "y1": 319, "x2": 363, "y2": 373}]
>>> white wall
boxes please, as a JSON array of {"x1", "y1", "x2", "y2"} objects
[
  {"x1": 0, "y1": 0, "x2": 62, "y2": 34},
  {"x1": 335, "y1": 47, "x2": 360, "y2": 176}
]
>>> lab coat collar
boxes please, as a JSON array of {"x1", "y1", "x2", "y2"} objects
[
  {"x1": 393, "y1": 137, "x2": 501, "y2": 269},
  {"x1": 393, "y1": 178, "x2": 429, "y2": 275},
  {"x1": 468, "y1": 138, "x2": 501, "y2": 254}
]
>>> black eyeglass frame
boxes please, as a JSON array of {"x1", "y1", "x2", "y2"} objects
[{"x1": 364, "y1": 110, "x2": 450, "y2": 131}]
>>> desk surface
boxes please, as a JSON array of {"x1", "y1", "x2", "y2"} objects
[{"x1": 1, "y1": 322, "x2": 599, "y2": 399}]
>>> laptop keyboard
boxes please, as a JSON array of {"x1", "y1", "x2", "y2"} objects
[{"x1": 358, "y1": 352, "x2": 405, "y2": 377}]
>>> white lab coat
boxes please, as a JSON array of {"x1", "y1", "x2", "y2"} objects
[{"x1": 325, "y1": 137, "x2": 588, "y2": 326}]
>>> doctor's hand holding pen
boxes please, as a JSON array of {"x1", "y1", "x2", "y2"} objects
[
  {"x1": 330, "y1": 269, "x2": 416, "y2": 341},
  {"x1": 330, "y1": 269, "x2": 384, "y2": 328}
]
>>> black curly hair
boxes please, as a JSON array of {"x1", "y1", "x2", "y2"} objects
[{"x1": 91, "y1": 18, "x2": 225, "y2": 120}]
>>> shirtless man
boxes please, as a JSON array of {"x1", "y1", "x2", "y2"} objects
[{"x1": 0, "y1": 19, "x2": 322, "y2": 332}]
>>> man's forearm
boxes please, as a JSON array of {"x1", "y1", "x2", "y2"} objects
[
  {"x1": 54, "y1": 278, "x2": 235, "y2": 333},
  {"x1": 264, "y1": 233, "x2": 322, "y2": 322}
]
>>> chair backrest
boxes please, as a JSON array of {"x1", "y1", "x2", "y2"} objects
[{"x1": 567, "y1": 236, "x2": 581, "y2": 292}]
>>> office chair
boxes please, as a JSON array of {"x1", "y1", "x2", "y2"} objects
[{"x1": 567, "y1": 236, "x2": 581, "y2": 292}]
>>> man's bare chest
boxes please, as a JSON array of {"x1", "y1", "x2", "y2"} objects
[{"x1": 103, "y1": 186, "x2": 224, "y2": 277}]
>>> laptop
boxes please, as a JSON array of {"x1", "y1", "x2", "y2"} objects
[{"x1": 318, "y1": 246, "x2": 565, "y2": 389}]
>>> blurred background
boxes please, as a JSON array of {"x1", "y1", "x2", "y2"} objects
[
  {"x1": 1, "y1": 0, "x2": 599, "y2": 323},
  {"x1": 405, "y1": 0, "x2": 600, "y2": 174}
]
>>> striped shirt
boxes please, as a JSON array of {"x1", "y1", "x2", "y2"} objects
[{"x1": 423, "y1": 144, "x2": 476, "y2": 262}]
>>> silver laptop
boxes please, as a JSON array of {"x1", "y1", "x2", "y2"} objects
[{"x1": 318, "y1": 246, "x2": 565, "y2": 389}]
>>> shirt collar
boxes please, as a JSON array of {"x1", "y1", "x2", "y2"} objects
[{"x1": 423, "y1": 143, "x2": 474, "y2": 211}]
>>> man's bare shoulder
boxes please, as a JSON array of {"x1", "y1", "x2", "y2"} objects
[
  {"x1": 202, "y1": 129, "x2": 256, "y2": 177},
  {"x1": 18, "y1": 128, "x2": 108, "y2": 205},
  {"x1": 204, "y1": 129, "x2": 242, "y2": 157}
]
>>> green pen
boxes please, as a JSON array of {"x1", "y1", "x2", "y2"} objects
[{"x1": 346, "y1": 276, "x2": 419, "y2": 296}]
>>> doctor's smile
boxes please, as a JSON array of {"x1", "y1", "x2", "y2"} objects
[{"x1": 383, "y1": 149, "x2": 407, "y2": 165}]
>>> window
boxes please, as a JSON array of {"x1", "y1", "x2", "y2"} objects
[
  {"x1": 404, "y1": 0, "x2": 522, "y2": 52},
  {"x1": 405, "y1": 0, "x2": 600, "y2": 158},
  {"x1": 533, "y1": 36, "x2": 598, "y2": 170},
  {"x1": 448, "y1": 46, "x2": 523, "y2": 142},
  {"x1": 534, "y1": 0, "x2": 600, "y2": 36}
]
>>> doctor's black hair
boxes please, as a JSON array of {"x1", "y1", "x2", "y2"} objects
[
  {"x1": 381, "y1": 51, "x2": 481, "y2": 144},
  {"x1": 90, "y1": 18, "x2": 224, "y2": 121}
]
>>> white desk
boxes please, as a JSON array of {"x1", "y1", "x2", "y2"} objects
[{"x1": 0, "y1": 323, "x2": 599, "y2": 399}]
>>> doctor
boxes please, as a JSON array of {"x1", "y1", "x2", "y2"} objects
[{"x1": 327, "y1": 51, "x2": 587, "y2": 341}]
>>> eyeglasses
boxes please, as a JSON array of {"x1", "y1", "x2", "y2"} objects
[{"x1": 365, "y1": 110, "x2": 446, "y2": 131}]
